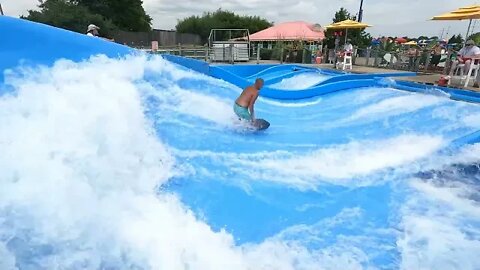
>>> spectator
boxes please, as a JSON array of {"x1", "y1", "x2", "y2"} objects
[
  {"x1": 343, "y1": 39, "x2": 353, "y2": 53},
  {"x1": 86, "y1": 24, "x2": 114, "y2": 42},
  {"x1": 430, "y1": 43, "x2": 443, "y2": 70},
  {"x1": 335, "y1": 39, "x2": 353, "y2": 68},
  {"x1": 86, "y1": 24, "x2": 100, "y2": 37},
  {"x1": 407, "y1": 44, "x2": 420, "y2": 72},
  {"x1": 448, "y1": 39, "x2": 480, "y2": 79}
]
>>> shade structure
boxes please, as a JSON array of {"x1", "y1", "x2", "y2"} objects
[
  {"x1": 404, "y1": 41, "x2": 417, "y2": 45},
  {"x1": 324, "y1": 19, "x2": 372, "y2": 44},
  {"x1": 432, "y1": 5, "x2": 480, "y2": 44},
  {"x1": 249, "y1": 21, "x2": 325, "y2": 42},
  {"x1": 325, "y1": 19, "x2": 372, "y2": 29},
  {"x1": 396, "y1": 37, "x2": 408, "y2": 43},
  {"x1": 432, "y1": 5, "x2": 480, "y2": 20}
]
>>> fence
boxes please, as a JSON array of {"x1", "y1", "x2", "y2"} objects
[
  {"x1": 255, "y1": 45, "x2": 454, "y2": 74},
  {"x1": 255, "y1": 47, "x2": 314, "y2": 64},
  {"x1": 154, "y1": 43, "x2": 455, "y2": 72},
  {"x1": 150, "y1": 44, "x2": 254, "y2": 63},
  {"x1": 114, "y1": 29, "x2": 201, "y2": 48},
  {"x1": 333, "y1": 47, "x2": 452, "y2": 74},
  {"x1": 155, "y1": 46, "x2": 313, "y2": 64},
  {"x1": 151, "y1": 45, "x2": 210, "y2": 61},
  {"x1": 210, "y1": 42, "x2": 250, "y2": 63}
]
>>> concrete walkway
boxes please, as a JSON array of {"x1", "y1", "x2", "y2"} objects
[{"x1": 310, "y1": 63, "x2": 480, "y2": 92}]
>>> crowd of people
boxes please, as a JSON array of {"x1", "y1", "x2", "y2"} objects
[{"x1": 326, "y1": 36, "x2": 480, "y2": 87}]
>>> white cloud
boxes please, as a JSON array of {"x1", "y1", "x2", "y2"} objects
[{"x1": 3, "y1": 0, "x2": 479, "y2": 38}]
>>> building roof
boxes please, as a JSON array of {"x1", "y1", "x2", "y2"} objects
[{"x1": 249, "y1": 21, "x2": 325, "y2": 41}]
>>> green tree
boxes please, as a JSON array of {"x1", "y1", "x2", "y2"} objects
[
  {"x1": 325, "y1": 7, "x2": 372, "y2": 49},
  {"x1": 22, "y1": 0, "x2": 117, "y2": 36},
  {"x1": 333, "y1": 7, "x2": 354, "y2": 22},
  {"x1": 469, "y1": 32, "x2": 480, "y2": 45},
  {"x1": 448, "y1": 34, "x2": 463, "y2": 44},
  {"x1": 75, "y1": 0, "x2": 152, "y2": 31},
  {"x1": 379, "y1": 39, "x2": 398, "y2": 52},
  {"x1": 176, "y1": 9, "x2": 272, "y2": 43},
  {"x1": 23, "y1": 0, "x2": 151, "y2": 35}
]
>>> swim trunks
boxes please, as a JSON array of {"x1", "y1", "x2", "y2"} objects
[{"x1": 233, "y1": 102, "x2": 252, "y2": 121}]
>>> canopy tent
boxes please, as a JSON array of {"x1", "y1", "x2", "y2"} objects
[
  {"x1": 395, "y1": 37, "x2": 408, "y2": 43},
  {"x1": 432, "y1": 5, "x2": 480, "y2": 44},
  {"x1": 325, "y1": 19, "x2": 372, "y2": 43},
  {"x1": 249, "y1": 21, "x2": 325, "y2": 42}
]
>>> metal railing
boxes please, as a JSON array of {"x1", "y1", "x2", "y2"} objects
[
  {"x1": 254, "y1": 47, "x2": 314, "y2": 64},
  {"x1": 145, "y1": 43, "x2": 455, "y2": 72},
  {"x1": 147, "y1": 44, "x2": 255, "y2": 64},
  {"x1": 147, "y1": 45, "x2": 210, "y2": 61},
  {"x1": 338, "y1": 47, "x2": 452, "y2": 74},
  {"x1": 210, "y1": 42, "x2": 250, "y2": 63}
]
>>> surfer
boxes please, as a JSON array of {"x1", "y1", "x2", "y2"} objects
[{"x1": 233, "y1": 78, "x2": 263, "y2": 122}]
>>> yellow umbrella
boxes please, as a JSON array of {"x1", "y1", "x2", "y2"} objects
[
  {"x1": 432, "y1": 5, "x2": 480, "y2": 43},
  {"x1": 325, "y1": 19, "x2": 372, "y2": 43},
  {"x1": 404, "y1": 41, "x2": 418, "y2": 45},
  {"x1": 325, "y1": 19, "x2": 372, "y2": 29}
]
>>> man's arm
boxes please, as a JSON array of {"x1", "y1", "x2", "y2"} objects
[
  {"x1": 248, "y1": 92, "x2": 259, "y2": 120},
  {"x1": 473, "y1": 47, "x2": 480, "y2": 57},
  {"x1": 457, "y1": 48, "x2": 465, "y2": 61}
]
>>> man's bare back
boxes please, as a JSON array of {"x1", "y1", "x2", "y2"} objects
[
  {"x1": 233, "y1": 78, "x2": 264, "y2": 121},
  {"x1": 235, "y1": 85, "x2": 258, "y2": 107}
]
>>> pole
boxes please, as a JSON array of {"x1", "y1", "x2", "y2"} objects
[
  {"x1": 465, "y1": 19, "x2": 473, "y2": 45},
  {"x1": 256, "y1": 45, "x2": 260, "y2": 64},
  {"x1": 345, "y1": 28, "x2": 348, "y2": 44},
  {"x1": 358, "y1": 0, "x2": 364, "y2": 22},
  {"x1": 0, "y1": 3, "x2": 4, "y2": 15},
  {"x1": 280, "y1": 47, "x2": 284, "y2": 64}
]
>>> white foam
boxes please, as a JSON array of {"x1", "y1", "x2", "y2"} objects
[
  {"x1": 398, "y1": 177, "x2": 480, "y2": 270},
  {"x1": 463, "y1": 113, "x2": 480, "y2": 128},
  {"x1": 0, "y1": 55, "x2": 247, "y2": 269},
  {"x1": 242, "y1": 208, "x2": 375, "y2": 270},
  {"x1": 393, "y1": 141, "x2": 480, "y2": 270},
  {"x1": 0, "y1": 55, "x2": 379, "y2": 269},
  {"x1": 3, "y1": 53, "x2": 477, "y2": 270},
  {"x1": 259, "y1": 96, "x2": 323, "y2": 108},
  {"x1": 0, "y1": 243, "x2": 16, "y2": 270},
  {"x1": 346, "y1": 93, "x2": 447, "y2": 122},
  {"x1": 147, "y1": 85, "x2": 237, "y2": 126},
  {"x1": 270, "y1": 72, "x2": 331, "y2": 90},
  {"x1": 175, "y1": 134, "x2": 444, "y2": 188}
]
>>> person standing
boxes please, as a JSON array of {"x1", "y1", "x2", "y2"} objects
[{"x1": 86, "y1": 24, "x2": 100, "y2": 37}]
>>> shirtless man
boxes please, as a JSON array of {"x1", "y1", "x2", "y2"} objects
[{"x1": 234, "y1": 78, "x2": 264, "y2": 121}]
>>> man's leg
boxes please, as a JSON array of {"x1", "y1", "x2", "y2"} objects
[
  {"x1": 464, "y1": 60, "x2": 472, "y2": 76},
  {"x1": 449, "y1": 60, "x2": 459, "y2": 76},
  {"x1": 473, "y1": 63, "x2": 480, "y2": 88}
]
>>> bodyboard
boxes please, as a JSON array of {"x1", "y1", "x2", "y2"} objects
[{"x1": 253, "y1": 118, "x2": 270, "y2": 130}]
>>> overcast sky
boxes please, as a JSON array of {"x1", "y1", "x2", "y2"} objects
[{"x1": 3, "y1": 0, "x2": 479, "y2": 39}]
